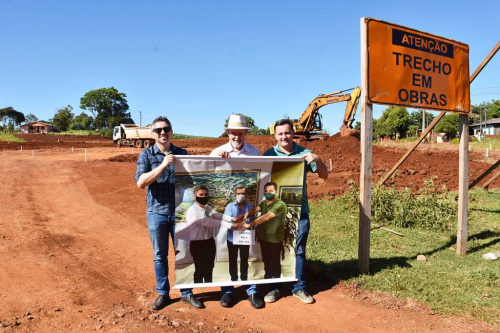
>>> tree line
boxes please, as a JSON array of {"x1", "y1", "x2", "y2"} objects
[
  {"x1": 354, "y1": 99, "x2": 500, "y2": 139},
  {"x1": 1, "y1": 87, "x2": 132, "y2": 134},
  {"x1": 2, "y1": 87, "x2": 498, "y2": 138}
]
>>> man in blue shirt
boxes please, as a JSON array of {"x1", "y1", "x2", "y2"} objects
[
  {"x1": 135, "y1": 116, "x2": 202, "y2": 310},
  {"x1": 222, "y1": 185, "x2": 264, "y2": 308},
  {"x1": 262, "y1": 118, "x2": 328, "y2": 304}
]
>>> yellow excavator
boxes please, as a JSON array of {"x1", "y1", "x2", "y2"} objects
[{"x1": 269, "y1": 87, "x2": 361, "y2": 140}]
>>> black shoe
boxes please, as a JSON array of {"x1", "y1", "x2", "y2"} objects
[
  {"x1": 152, "y1": 294, "x2": 171, "y2": 310},
  {"x1": 181, "y1": 295, "x2": 204, "y2": 309},
  {"x1": 248, "y1": 293, "x2": 264, "y2": 309},
  {"x1": 220, "y1": 292, "x2": 235, "y2": 308}
]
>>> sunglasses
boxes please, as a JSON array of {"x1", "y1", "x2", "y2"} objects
[{"x1": 152, "y1": 126, "x2": 172, "y2": 134}]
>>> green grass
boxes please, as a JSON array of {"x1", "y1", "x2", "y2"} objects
[
  {"x1": 470, "y1": 137, "x2": 500, "y2": 151},
  {"x1": 308, "y1": 188, "x2": 500, "y2": 323},
  {"x1": 46, "y1": 130, "x2": 102, "y2": 136},
  {"x1": 172, "y1": 134, "x2": 213, "y2": 139},
  {"x1": 0, "y1": 132, "x2": 26, "y2": 142},
  {"x1": 45, "y1": 131, "x2": 211, "y2": 139}
]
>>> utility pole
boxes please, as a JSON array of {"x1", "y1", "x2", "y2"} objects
[
  {"x1": 139, "y1": 111, "x2": 142, "y2": 127},
  {"x1": 422, "y1": 109, "x2": 426, "y2": 133}
]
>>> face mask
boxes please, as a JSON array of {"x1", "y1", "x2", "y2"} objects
[
  {"x1": 264, "y1": 193, "x2": 276, "y2": 201},
  {"x1": 195, "y1": 196, "x2": 209, "y2": 205},
  {"x1": 236, "y1": 194, "x2": 246, "y2": 203}
]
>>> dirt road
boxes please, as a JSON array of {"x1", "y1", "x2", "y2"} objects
[{"x1": 1, "y1": 147, "x2": 497, "y2": 332}]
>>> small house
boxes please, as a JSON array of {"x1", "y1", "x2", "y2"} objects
[
  {"x1": 470, "y1": 118, "x2": 500, "y2": 138},
  {"x1": 20, "y1": 121, "x2": 55, "y2": 134}
]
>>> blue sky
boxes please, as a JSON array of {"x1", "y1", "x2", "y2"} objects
[{"x1": 1, "y1": 0, "x2": 498, "y2": 137}]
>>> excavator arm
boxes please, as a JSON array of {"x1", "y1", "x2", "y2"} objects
[
  {"x1": 339, "y1": 87, "x2": 361, "y2": 137},
  {"x1": 269, "y1": 87, "x2": 362, "y2": 140}
]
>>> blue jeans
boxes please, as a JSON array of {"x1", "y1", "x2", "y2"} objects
[
  {"x1": 147, "y1": 212, "x2": 192, "y2": 297},
  {"x1": 268, "y1": 213, "x2": 310, "y2": 293},
  {"x1": 292, "y1": 213, "x2": 310, "y2": 293},
  {"x1": 221, "y1": 284, "x2": 258, "y2": 296}
]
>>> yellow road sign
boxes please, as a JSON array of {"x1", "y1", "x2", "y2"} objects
[{"x1": 366, "y1": 18, "x2": 470, "y2": 114}]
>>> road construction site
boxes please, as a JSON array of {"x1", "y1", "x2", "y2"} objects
[{"x1": 0, "y1": 134, "x2": 499, "y2": 332}]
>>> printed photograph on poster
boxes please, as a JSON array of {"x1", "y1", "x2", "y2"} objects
[
  {"x1": 173, "y1": 156, "x2": 304, "y2": 290},
  {"x1": 279, "y1": 186, "x2": 302, "y2": 207},
  {"x1": 175, "y1": 170, "x2": 260, "y2": 222}
]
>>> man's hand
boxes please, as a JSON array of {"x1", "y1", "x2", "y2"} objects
[
  {"x1": 234, "y1": 214, "x2": 245, "y2": 223},
  {"x1": 302, "y1": 153, "x2": 320, "y2": 165},
  {"x1": 231, "y1": 222, "x2": 242, "y2": 230},
  {"x1": 303, "y1": 152, "x2": 329, "y2": 179},
  {"x1": 215, "y1": 150, "x2": 230, "y2": 159},
  {"x1": 161, "y1": 154, "x2": 176, "y2": 168}
]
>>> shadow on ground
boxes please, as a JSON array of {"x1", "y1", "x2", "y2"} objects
[{"x1": 303, "y1": 229, "x2": 500, "y2": 297}]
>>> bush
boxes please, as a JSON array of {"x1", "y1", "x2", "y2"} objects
[
  {"x1": 98, "y1": 128, "x2": 113, "y2": 138},
  {"x1": 340, "y1": 180, "x2": 457, "y2": 230}
]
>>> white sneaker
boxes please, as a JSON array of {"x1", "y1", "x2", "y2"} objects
[
  {"x1": 264, "y1": 289, "x2": 281, "y2": 303},
  {"x1": 293, "y1": 290, "x2": 314, "y2": 304}
]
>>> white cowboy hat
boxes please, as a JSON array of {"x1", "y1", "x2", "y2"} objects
[{"x1": 226, "y1": 114, "x2": 250, "y2": 130}]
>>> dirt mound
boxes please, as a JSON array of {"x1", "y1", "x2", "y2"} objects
[
  {"x1": 106, "y1": 135, "x2": 500, "y2": 196},
  {"x1": 108, "y1": 154, "x2": 138, "y2": 162}
]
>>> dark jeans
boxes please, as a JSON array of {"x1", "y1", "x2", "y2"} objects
[
  {"x1": 190, "y1": 237, "x2": 216, "y2": 283},
  {"x1": 147, "y1": 212, "x2": 192, "y2": 296},
  {"x1": 259, "y1": 239, "x2": 282, "y2": 291},
  {"x1": 221, "y1": 240, "x2": 258, "y2": 295},
  {"x1": 227, "y1": 239, "x2": 250, "y2": 281}
]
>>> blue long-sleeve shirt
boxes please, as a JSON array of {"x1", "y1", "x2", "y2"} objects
[{"x1": 135, "y1": 143, "x2": 188, "y2": 217}]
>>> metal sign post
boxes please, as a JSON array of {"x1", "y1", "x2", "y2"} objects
[{"x1": 359, "y1": 18, "x2": 373, "y2": 274}]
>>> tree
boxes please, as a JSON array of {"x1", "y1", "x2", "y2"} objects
[
  {"x1": 51, "y1": 105, "x2": 74, "y2": 132},
  {"x1": 486, "y1": 100, "x2": 500, "y2": 119},
  {"x1": 0, "y1": 107, "x2": 25, "y2": 130},
  {"x1": 470, "y1": 100, "x2": 500, "y2": 125},
  {"x1": 25, "y1": 113, "x2": 39, "y2": 123},
  {"x1": 354, "y1": 121, "x2": 361, "y2": 131},
  {"x1": 71, "y1": 112, "x2": 93, "y2": 130},
  {"x1": 80, "y1": 87, "x2": 132, "y2": 130},
  {"x1": 223, "y1": 114, "x2": 260, "y2": 134},
  {"x1": 374, "y1": 106, "x2": 409, "y2": 138},
  {"x1": 434, "y1": 113, "x2": 460, "y2": 138},
  {"x1": 408, "y1": 110, "x2": 435, "y2": 126}
]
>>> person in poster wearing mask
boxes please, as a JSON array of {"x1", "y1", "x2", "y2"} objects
[{"x1": 185, "y1": 185, "x2": 243, "y2": 286}]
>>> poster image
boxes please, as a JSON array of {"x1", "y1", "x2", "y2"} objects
[{"x1": 173, "y1": 156, "x2": 304, "y2": 289}]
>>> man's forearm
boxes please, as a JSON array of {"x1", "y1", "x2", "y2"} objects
[
  {"x1": 316, "y1": 160, "x2": 328, "y2": 179},
  {"x1": 137, "y1": 164, "x2": 168, "y2": 188}
]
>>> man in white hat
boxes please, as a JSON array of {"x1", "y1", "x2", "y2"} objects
[
  {"x1": 210, "y1": 114, "x2": 263, "y2": 309},
  {"x1": 210, "y1": 114, "x2": 260, "y2": 158}
]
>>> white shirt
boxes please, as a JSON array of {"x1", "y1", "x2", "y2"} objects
[
  {"x1": 210, "y1": 141, "x2": 260, "y2": 157},
  {"x1": 186, "y1": 204, "x2": 233, "y2": 241}
]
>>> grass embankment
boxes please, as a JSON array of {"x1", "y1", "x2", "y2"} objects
[
  {"x1": 46, "y1": 131, "x2": 210, "y2": 139},
  {"x1": 0, "y1": 133, "x2": 25, "y2": 142},
  {"x1": 46, "y1": 130, "x2": 102, "y2": 136},
  {"x1": 172, "y1": 134, "x2": 212, "y2": 139},
  {"x1": 309, "y1": 186, "x2": 500, "y2": 323},
  {"x1": 470, "y1": 137, "x2": 500, "y2": 151}
]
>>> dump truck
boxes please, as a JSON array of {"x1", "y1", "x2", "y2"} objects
[
  {"x1": 269, "y1": 87, "x2": 361, "y2": 141},
  {"x1": 113, "y1": 124, "x2": 154, "y2": 148}
]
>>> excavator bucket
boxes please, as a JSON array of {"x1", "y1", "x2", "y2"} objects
[{"x1": 339, "y1": 125, "x2": 360, "y2": 137}]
